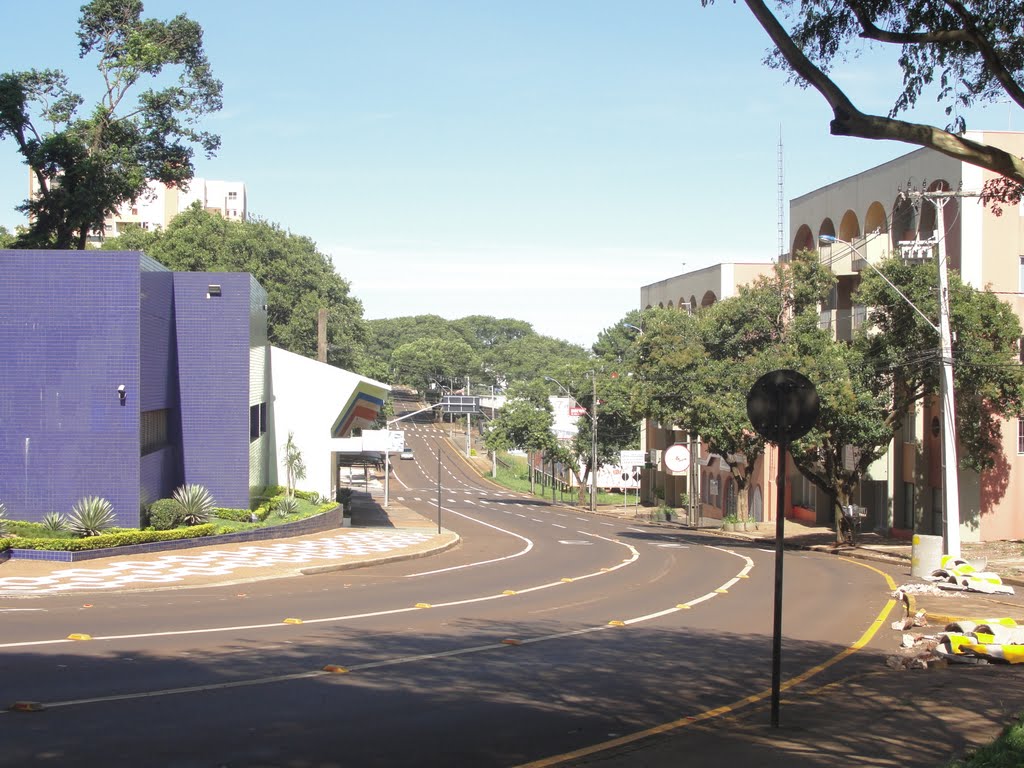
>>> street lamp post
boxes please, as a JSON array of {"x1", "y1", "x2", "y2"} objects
[
  {"x1": 820, "y1": 234, "x2": 960, "y2": 557},
  {"x1": 545, "y1": 375, "x2": 598, "y2": 512}
]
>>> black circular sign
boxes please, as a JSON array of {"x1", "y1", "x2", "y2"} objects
[{"x1": 746, "y1": 369, "x2": 819, "y2": 443}]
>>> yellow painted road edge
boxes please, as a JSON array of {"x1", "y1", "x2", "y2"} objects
[{"x1": 515, "y1": 557, "x2": 898, "y2": 768}]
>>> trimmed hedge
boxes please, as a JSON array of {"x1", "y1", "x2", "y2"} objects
[
  {"x1": 214, "y1": 507, "x2": 254, "y2": 522},
  {"x1": 149, "y1": 498, "x2": 183, "y2": 531},
  {"x1": 0, "y1": 524, "x2": 217, "y2": 552}
]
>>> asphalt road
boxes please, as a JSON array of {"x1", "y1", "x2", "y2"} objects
[{"x1": 0, "y1": 403, "x2": 902, "y2": 767}]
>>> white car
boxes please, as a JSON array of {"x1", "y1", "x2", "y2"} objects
[{"x1": 400, "y1": 447, "x2": 414, "y2": 461}]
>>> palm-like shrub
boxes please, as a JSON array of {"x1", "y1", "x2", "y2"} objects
[
  {"x1": 68, "y1": 497, "x2": 115, "y2": 537},
  {"x1": 172, "y1": 484, "x2": 215, "y2": 526},
  {"x1": 0, "y1": 501, "x2": 8, "y2": 535},
  {"x1": 276, "y1": 495, "x2": 300, "y2": 517},
  {"x1": 41, "y1": 511, "x2": 68, "y2": 534}
]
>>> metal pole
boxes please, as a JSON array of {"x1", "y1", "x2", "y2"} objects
[
  {"x1": 934, "y1": 200, "x2": 961, "y2": 558},
  {"x1": 384, "y1": 435, "x2": 390, "y2": 508},
  {"x1": 591, "y1": 372, "x2": 597, "y2": 513},
  {"x1": 437, "y1": 441, "x2": 442, "y2": 534},
  {"x1": 771, "y1": 434, "x2": 788, "y2": 728}
]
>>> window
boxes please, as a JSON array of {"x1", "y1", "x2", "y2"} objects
[
  {"x1": 207, "y1": 284, "x2": 222, "y2": 298},
  {"x1": 250, "y1": 403, "x2": 268, "y2": 442},
  {"x1": 902, "y1": 408, "x2": 918, "y2": 444},
  {"x1": 141, "y1": 409, "x2": 169, "y2": 455},
  {"x1": 901, "y1": 482, "x2": 916, "y2": 529},
  {"x1": 228, "y1": 191, "x2": 238, "y2": 200},
  {"x1": 725, "y1": 479, "x2": 737, "y2": 516}
]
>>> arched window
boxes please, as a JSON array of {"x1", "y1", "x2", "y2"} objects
[{"x1": 725, "y1": 478, "x2": 737, "y2": 516}]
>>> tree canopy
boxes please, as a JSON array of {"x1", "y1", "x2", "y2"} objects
[
  {"x1": 365, "y1": 314, "x2": 589, "y2": 391},
  {"x1": 703, "y1": 0, "x2": 1024, "y2": 206},
  {"x1": 0, "y1": 0, "x2": 222, "y2": 249},
  {"x1": 102, "y1": 205, "x2": 366, "y2": 370},
  {"x1": 854, "y1": 254, "x2": 1024, "y2": 472}
]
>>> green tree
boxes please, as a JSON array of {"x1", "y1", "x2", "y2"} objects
[
  {"x1": 103, "y1": 205, "x2": 367, "y2": 369},
  {"x1": 634, "y1": 255, "x2": 860, "y2": 524},
  {"x1": 855, "y1": 256, "x2": 1024, "y2": 472},
  {"x1": 0, "y1": 226, "x2": 13, "y2": 248},
  {"x1": 484, "y1": 380, "x2": 557, "y2": 494},
  {"x1": 702, "y1": 0, "x2": 1024, "y2": 207},
  {"x1": 391, "y1": 336, "x2": 479, "y2": 394},
  {"x1": 0, "y1": 0, "x2": 222, "y2": 249}
]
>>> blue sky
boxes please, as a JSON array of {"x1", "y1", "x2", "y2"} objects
[{"x1": 0, "y1": 2, "x2": 1015, "y2": 347}]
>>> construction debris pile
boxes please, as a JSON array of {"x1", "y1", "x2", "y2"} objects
[
  {"x1": 887, "y1": 555, "x2": 1021, "y2": 669},
  {"x1": 888, "y1": 618, "x2": 1024, "y2": 669},
  {"x1": 923, "y1": 555, "x2": 1016, "y2": 596}
]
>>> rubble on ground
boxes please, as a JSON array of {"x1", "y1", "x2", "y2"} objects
[{"x1": 924, "y1": 555, "x2": 1015, "y2": 595}]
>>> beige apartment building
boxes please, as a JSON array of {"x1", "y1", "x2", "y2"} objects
[
  {"x1": 642, "y1": 131, "x2": 1024, "y2": 542},
  {"x1": 28, "y1": 173, "x2": 246, "y2": 245}
]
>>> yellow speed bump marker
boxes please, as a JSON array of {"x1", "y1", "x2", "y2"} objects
[
  {"x1": 502, "y1": 639, "x2": 522, "y2": 646},
  {"x1": 283, "y1": 618, "x2": 303, "y2": 625},
  {"x1": 715, "y1": 588, "x2": 729, "y2": 594},
  {"x1": 502, "y1": 590, "x2": 517, "y2": 596},
  {"x1": 676, "y1": 604, "x2": 691, "y2": 610},
  {"x1": 608, "y1": 620, "x2": 626, "y2": 627},
  {"x1": 415, "y1": 603, "x2": 432, "y2": 609},
  {"x1": 10, "y1": 701, "x2": 44, "y2": 712},
  {"x1": 561, "y1": 578, "x2": 574, "y2": 583},
  {"x1": 67, "y1": 633, "x2": 92, "y2": 641},
  {"x1": 322, "y1": 665, "x2": 349, "y2": 674}
]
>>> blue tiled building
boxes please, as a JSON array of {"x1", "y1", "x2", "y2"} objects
[{"x1": 0, "y1": 250, "x2": 270, "y2": 527}]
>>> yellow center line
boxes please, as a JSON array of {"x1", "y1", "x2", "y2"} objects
[{"x1": 514, "y1": 557, "x2": 898, "y2": 768}]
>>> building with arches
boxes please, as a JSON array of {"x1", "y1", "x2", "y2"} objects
[
  {"x1": 791, "y1": 130, "x2": 1024, "y2": 543},
  {"x1": 639, "y1": 131, "x2": 1024, "y2": 542}
]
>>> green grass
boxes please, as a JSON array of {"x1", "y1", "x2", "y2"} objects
[
  {"x1": 944, "y1": 714, "x2": 1024, "y2": 767},
  {"x1": 492, "y1": 452, "x2": 627, "y2": 506}
]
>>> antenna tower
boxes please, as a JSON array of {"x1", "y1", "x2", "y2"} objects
[{"x1": 777, "y1": 129, "x2": 784, "y2": 261}]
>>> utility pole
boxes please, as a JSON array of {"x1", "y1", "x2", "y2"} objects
[
  {"x1": 591, "y1": 371, "x2": 598, "y2": 513},
  {"x1": 901, "y1": 187, "x2": 978, "y2": 558}
]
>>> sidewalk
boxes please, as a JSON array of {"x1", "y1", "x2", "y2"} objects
[{"x1": 0, "y1": 491, "x2": 458, "y2": 595}]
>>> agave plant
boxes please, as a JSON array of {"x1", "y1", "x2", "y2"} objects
[
  {"x1": 276, "y1": 495, "x2": 300, "y2": 517},
  {"x1": 41, "y1": 511, "x2": 68, "y2": 534},
  {"x1": 172, "y1": 484, "x2": 215, "y2": 526},
  {"x1": 68, "y1": 497, "x2": 115, "y2": 537}
]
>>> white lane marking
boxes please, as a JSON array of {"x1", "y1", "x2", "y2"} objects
[
  {"x1": 404, "y1": 505, "x2": 536, "y2": 577},
  {"x1": 626, "y1": 527, "x2": 647, "y2": 533},
  {"x1": 656, "y1": 543, "x2": 689, "y2": 549},
  {"x1": 601, "y1": 523, "x2": 614, "y2": 527},
  {"x1": 552, "y1": 524, "x2": 567, "y2": 529},
  {"x1": 575, "y1": 517, "x2": 587, "y2": 522}
]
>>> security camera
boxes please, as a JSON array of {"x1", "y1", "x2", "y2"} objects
[
  {"x1": 117, "y1": 384, "x2": 127, "y2": 405},
  {"x1": 117, "y1": 385, "x2": 126, "y2": 394}
]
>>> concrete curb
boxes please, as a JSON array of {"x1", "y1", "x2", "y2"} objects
[{"x1": 299, "y1": 533, "x2": 460, "y2": 575}]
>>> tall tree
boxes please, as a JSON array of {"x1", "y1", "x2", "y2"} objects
[
  {"x1": 855, "y1": 255, "x2": 1024, "y2": 472},
  {"x1": 702, "y1": 0, "x2": 1024, "y2": 207},
  {"x1": 484, "y1": 380, "x2": 557, "y2": 494},
  {"x1": 103, "y1": 205, "x2": 366, "y2": 370},
  {"x1": 0, "y1": 0, "x2": 222, "y2": 249},
  {"x1": 390, "y1": 336, "x2": 479, "y2": 394}
]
